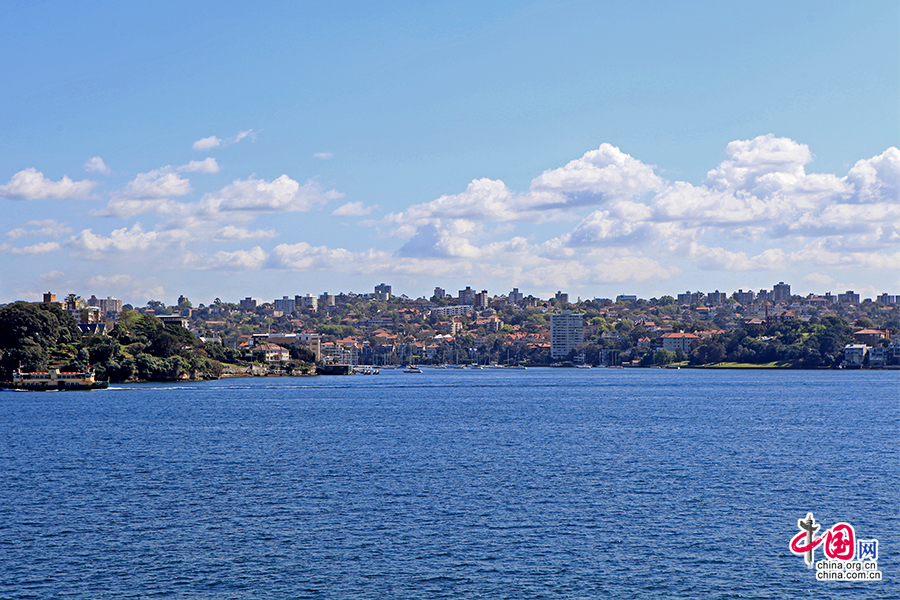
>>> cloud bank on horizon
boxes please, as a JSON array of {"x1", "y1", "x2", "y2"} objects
[{"x1": 1, "y1": 133, "x2": 897, "y2": 302}]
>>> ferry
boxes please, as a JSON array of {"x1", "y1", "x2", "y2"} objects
[{"x1": 3, "y1": 368, "x2": 109, "y2": 391}]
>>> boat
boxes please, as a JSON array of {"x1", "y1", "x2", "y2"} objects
[
  {"x1": 403, "y1": 366, "x2": 423, "y2": 373},
  {"x1": 2, "y1": 368, "x2": 108, "y2": 391}
]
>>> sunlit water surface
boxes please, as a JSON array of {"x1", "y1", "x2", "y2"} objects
[{"x1": 1, "y1": 368, "x2": 897, "y2": 599}]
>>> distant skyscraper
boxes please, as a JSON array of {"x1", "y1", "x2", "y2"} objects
[
  {"x1": 733, "y1": 289, "x2": 755, "y2": 306},
  {"x1": 459, "y1": 286, "x2": 475, "y2": 304},
  {"x1": 508, "y1": 287, "x2": 524, "y2": 304},
  {"x1": 319, "y1": 292, "x2": 335, "y2": 307},
  {"x1": 274, "y1": 296, "x2": 296, "y2": 314},
  {"x1": 374, "y1": 283, "x2": 392, "y2": 300},
  {"x1": 550, "y1": 310, "x2": 584, "y2": 360},
  {"x1": 707, "y1": 290, "x2": 727, "y2": 305},
  {"x1": 474, "y1": 290, "x2": 489, "y2": 310},
  {"x1": 555, "y1": 291, "x2": 569, "y2": 304},
  {"x1": 773, "y1": 282, "x2": 791, "y2": 304}
]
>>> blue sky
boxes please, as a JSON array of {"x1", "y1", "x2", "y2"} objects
[{"x1": 2, "y1": 0, "x2": 897, "y2": 305}]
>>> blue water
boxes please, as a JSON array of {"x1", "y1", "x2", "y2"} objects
[{"x1": 1, "y1": 368, "x2": 897, "y2": 598}]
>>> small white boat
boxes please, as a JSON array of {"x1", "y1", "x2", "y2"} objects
[{"x1": 403, "y1": 366, "x2": 423, "y2": 373}]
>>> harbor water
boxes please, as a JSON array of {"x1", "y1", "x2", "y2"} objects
[{"x1": 1, "y1": 368, "x2": 897, "y2": 598}]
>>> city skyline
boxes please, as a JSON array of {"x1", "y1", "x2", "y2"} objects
[{"x1": 2, "y1": 2, "x2": 898, "y2": 304}]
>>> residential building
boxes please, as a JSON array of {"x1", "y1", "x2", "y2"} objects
[
  {"x1": 550, "y1": 310, "x2": 584, "y2": 359},
  {"x1": 615, "y1": 294, "x2": 637, "y2": 303},
  {"x1": 707, "y1": 290, "x2": 727, "y2": 305},
  {"x1": 43, "y1": 292, "x2": 57, "y2": 303},
  {"x1": 876, "y1": 293, "x2": 897, "y2": 305},
  {"x1": 661, "y1": 332, "x2": 700, "y2": 354},
  {"x1": 853, "y1": 329, "x2": 890, "y2": 346},
  {"x1": 256, "y1": 343, "x2": 290, "y2": 363},
  {"x1": 374, "y1": 283, "x2": 392, "y2": 300},
  {"x1": 733, "y1": 289, "x2": 755, "y2": 306},
  {"x1": 158, "y1": 314, "x2": 189, "y2": 328},
  {"x1": 239, "y1": 297, "x2": 258, "y2": 312},
  {"x1": 508, "y1": 288, "x2": 524, "y2": 305},
  {"x1": 843, "y1": 344, "x2": 867, "y2": 367},
  {"x1": 458, "y1": 286, "x2": 476, "y2": 304},
  {"x1": 474, "y1": 289, "x2": 490, "y2": 310},
  {"x1": 868, "y1": 346, "x2": 886, "y2": 367},
  {"x1": 838, "y1": 290, "x2": 860, "y2": 305},
  {"x1": 297, "y1": 294, "x2": 318, "y2": 311},
  {"x1": 772, "y1": 282, "x2": 791, "y2": 304},
  {"x1": 431, "y1": 305, "x2": 474, "y2": 317},
  {"x1": 274, "y1": 296, "x2": 295, "y2": 314},
  {"x1": 555, "y1": 291, "x2": 569, "y2": 304},
  {"x1": 433, "y1": 287, "x2": 447, "y2": 300},
  {"x1": 319, "y1": 292, "x2": 335, "y2": 307}
]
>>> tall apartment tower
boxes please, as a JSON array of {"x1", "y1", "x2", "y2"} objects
[
  {"x1": 550, "y1": 310, "x2": 584, "y2": 360},
  {"x1": 459, "y1": 286, "x2": 476, "y2": 304},
  {"x1": 772, "y1": 282, "x2": 791, "y2": 304},
  {"x1": 474, "y1": 290, "x2": 489, "y2": 310},
  {"x1": 508, "y1": 288, "x2": 524, "y2": 305},
  {"x1": 374, "y1": 283, "x2": 392, "y2": 300}
]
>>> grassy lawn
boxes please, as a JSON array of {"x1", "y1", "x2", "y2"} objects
[{"x1": 701, "y1": 361, "x2": 793, "y2": 368}]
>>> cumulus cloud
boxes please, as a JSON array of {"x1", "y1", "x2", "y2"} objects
[
  {"x1": 845, "y1": 147, "x2": 900, "y2": 204},
  {"x1": 7, "y1": 219, "x2": 72, "y2": 240},
  {"x1": 68, "y1": 223, "x2": 192, "y2": 258},
  {"x1": 332, "y1": 201, "x2": 375, "y2": 216},
  {"x1": 0, "y1": 241, "x2": 62, "y2": 255},
  {"x1": 0, "y1": 168, "x2": 97, "y2": 200},
  {"x1": 84, "y1": 157, "x2": 111, "y2": 174},
  {"x1": 530, "y1": 143, "x2": 665, "y2": 207},
  {"x1": 197, "y1": 175, "x2": 342, "y2": 219},
  {"x1": 193, "y1": 136, "x2": 222, "y2": 151},
  {"x1": 115, "y1": 170, "x2": 191, "y2": 200},
  {"x1": 183, "y1": 246, "x2": 267, "y2": 270},
  {"x1": 179, "y1": 158, "x2": 220, "y2": 174},
  {"x1": 213, "y1": 225, "x2": 278, "y2": 242}
]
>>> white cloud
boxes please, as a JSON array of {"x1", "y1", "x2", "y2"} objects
[
  {"x1": 0, "y1": 241, "x2": 62, "y2": 255},
  {"x1": 332, "y1": 201, "x2": 375, "y2": 216},
  {"x1": 178, "y1": 158, "x2": 220, "y2": 174},
  {"x1": 198, "y1": 175, "x2": 341, "y2": 219},
  {"x1": 67, "y1": 223, "x2": 193, "y2": 257},
  {"x1": 314, "y1": 152, "x2": 334, "y2": 160},
  {"x1": 530, "y1": 143, "x2": 665, "y2": 207},
  {"x1": 114, "y1": 169, "x2": 191, "y2": 200},
  {"x1": 213, "y1": 225, "x2": 278, "y2": 242},
  {"x1": 845, "y1": 146, "x2": 900, "y2": 204},
  {"x1": 803, "y1": 272, "x2": 835, "y2": 287},
  {"x1": 193, "y1": 136, "x2": 222, "y2": 151},
  {"x1": 228, "y1": 130, "x2": 254, "y2": 145},
  {"x1": 7, "y1": 219, "x2": 72, "y2": 240},
  {"x1": 268, "y1": 241, "x2": 360, "y2": 270},
  {"x1": 39, "y1": 270, "x2": 66, "y2": 282},
  {"x1": 84, "y1": 157, "x2": 111, "y2": 174},
  {"x1": 0, "y1": 168, "x2": 97, "y2": 200},
  {"x1": 183, "y1": 246, "x2": 267, "y2": 270},
  {"x1": 193, "y1": 130, "x2": 253, "y2": 152}
]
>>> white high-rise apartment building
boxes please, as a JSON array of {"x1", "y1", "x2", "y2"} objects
[{"x1": 550, "y1": 310, "x2": 584, "y2": 359}]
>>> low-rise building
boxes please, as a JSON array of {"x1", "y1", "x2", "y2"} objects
[
  {"x1": 843, "y1": 344, "x2": 867, "y2": 367},
  {"x1": 661, "y1": 332, "x2": 699, "y2": 354}
]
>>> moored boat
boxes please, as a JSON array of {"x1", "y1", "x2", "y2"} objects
[{"x1": 2, "y1": 368, "x2": 108, "y2": 391}]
